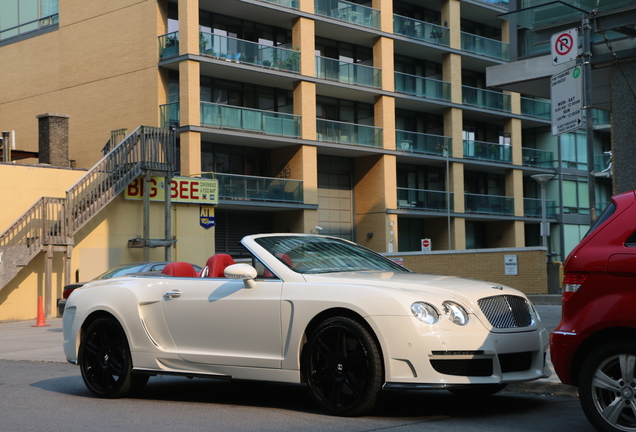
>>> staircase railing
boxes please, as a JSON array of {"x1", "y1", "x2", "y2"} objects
[{"x1": 0, "y1": 126, "x2": 176, "y2": 293}]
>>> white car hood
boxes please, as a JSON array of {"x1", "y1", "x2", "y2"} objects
[{"x1": 301, "y1": 271, "x2": 524, "y2": 311}]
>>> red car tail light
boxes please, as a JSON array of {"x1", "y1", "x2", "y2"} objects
[{"x1": 562, "y1": 272, "x2": 588, "y2": 303}]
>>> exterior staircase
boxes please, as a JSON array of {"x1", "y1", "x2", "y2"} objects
[{"x1": 0, "y1": 126, "x2": 176, "y2": 296}]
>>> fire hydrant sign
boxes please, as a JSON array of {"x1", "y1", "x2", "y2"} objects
[{"x1": 551, "y1": 66, "x2": 583, "y2": 136}]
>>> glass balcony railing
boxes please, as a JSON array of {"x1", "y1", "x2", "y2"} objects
[
  {"x1": 314, "y1": 0, "x2": 380, "y2": 29},
  {"x1": 594, "y1": 152, "x2": 612, "y2": 173},
  {"x1": 524, "y1": 198, "x2": 557, "y2": 218},
  {"x1": 201, "y1": 173, "x2": 303, "y2": 203},
  {"x1": 316, "y1": 119, "x2": 382, "y2": 147},
  {"x1": 255, "y1": 0, "x2": 299, "y2": 9},
  {"x1": 160, "y1": 102, "x2": 179, "y2": 127},
  {"x1": 201, "y1": 102, "x2": 301, "y2": 137},
  {"x1": 0, "y1": 13, "x2": 58, "y2": 41},
  {"x1": 465, "y1": 193, "x2": 514, "y2": 216},
  {"x1": 472, "y1": 0, "x2": 509, "y2": 7},
  {"x1": 522, "y1": 148, "x2": 554, "y2": 168},
  {"x1": 397, "y1": 188, "x2": 454, "y2": 212},
  {"x1": 199, "y1": 32, "x2": 300, "y2": 73},
  {"x1": 396, "y1": 130, "x2": 452, "y2": 156},
  {"x1": 521, "y1": 97, "x2": 551, "y2": 120},
  {"x1": 316, "y1": 56, "x2": 381, "y2": 88},
  {"x1": 461, "y1": 32, "x2": 509, "y2": 60},
  {"x1": 463, "y1": 140, "x2": 512, "y2": 163},
  {"x1": 394, "y1": 72, "x2": 451, "y2": 101},
  {"x1": 592, "y1": 109, "x2": 611, "y2": 126},
  {"x1": 159, "y1": 31, "x2": 179, "y2": 59},
  {"x1": 393, "y1": 15, "x2": 449, "y2": 46},
  {"x1": 462, "y1": 86, "x2": 511, "y2": 112}
]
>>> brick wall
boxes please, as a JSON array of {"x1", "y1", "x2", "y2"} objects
[{"x1": 386, "y1": 248, "x2": 551, "y2": 294}]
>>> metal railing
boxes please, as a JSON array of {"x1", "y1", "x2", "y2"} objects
[
  {"x1": 396, "y1": 130, "x2": 451, "y2": 156},
  {"x1": 397, "y1": 188, "x2": 453, "y2": 212},
  {"x1": 394, "y1": 72, "x2": 451, "y2": 101},
  {"x1": 316, "y1": 56, "x2": 381, "y2": 88},
  {"x1": 465, "y1": 193, "x2": 514, "y2": 216},
  {"x1": 316, "y1": 119, "x2": 382, "y2": 147},
  {"x1": 463, "y1": 140, "x2": 512, "y2": 163},
  {"x1": 201, "y1": 102, "x2": 301, "y2": 137},
  {"x1": 393, "y1": 15, "x2": 449, "y2": 46}
]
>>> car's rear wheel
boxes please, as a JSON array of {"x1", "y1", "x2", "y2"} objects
[
  {"x1": 303, "y1": 316, "x2": 383, "y2": 416},
  {"x1": 79, "y1": 316, "x2": 148, "y2": 398},
  {"x1": 579, "y1": 340, "x2": 636, "y2": 432}
]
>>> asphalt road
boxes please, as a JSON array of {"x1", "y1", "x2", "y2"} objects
[{"x1": 0, "y1": 359, "x2": 594, "y2": 432}]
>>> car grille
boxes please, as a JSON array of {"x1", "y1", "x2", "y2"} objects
[
  {"x1": 430, "y1": 359, "x2": 493, "y2": 376},
  {"x1": 477, "y1": 295, "x2": 532, "y2": 328}
]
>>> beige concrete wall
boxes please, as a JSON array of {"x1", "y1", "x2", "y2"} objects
[
  {"x1": 390, "y1": 248, "x2": 549, "y2": 294},
  {"x1": 0, "y1": 0, "x2": 163, "y2": 169}
]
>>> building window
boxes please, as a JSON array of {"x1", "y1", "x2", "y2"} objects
[{"x1": 0, "y1": 0, "x2": 58, "y2": 41}]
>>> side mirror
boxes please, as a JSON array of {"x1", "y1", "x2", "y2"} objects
[{"x1": 224, "y1": 263, "x2": 258, "y2": 288}]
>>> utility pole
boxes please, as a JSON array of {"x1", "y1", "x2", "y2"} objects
[{"x1": 582, "y1": 17, "x2": 596, "y2": 226}]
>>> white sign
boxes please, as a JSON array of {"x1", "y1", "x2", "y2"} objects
[
  {"x1": 504, "y1": 255, "x2": 518, "y2": 276},
  {"x1": 421, "y1": 238, "x2": 431, "y2": 252},
  {"x1": 551, "y1": 29, "x2": 578, "y2": 65},
  {"x1": 551, "y1": 66, "x2": 583, "y2": 136}
]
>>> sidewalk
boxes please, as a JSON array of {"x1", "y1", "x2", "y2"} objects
[{"x1": 0, "y1": 306, "x2": 578, "y2": 398}]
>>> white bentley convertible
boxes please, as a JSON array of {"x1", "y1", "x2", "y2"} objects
[{"x1": 63, "y1": 233, "x2": 550, "y2": 415}]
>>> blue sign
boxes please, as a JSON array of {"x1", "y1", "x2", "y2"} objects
[{"x1": 200, "y1": 206, "x2": 215, "y2": 229}]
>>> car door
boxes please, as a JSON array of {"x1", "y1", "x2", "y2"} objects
[{"x1": 160, "y1": 277, "x2": 283, "y2": 368}]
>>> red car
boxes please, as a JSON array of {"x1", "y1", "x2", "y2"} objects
[{"x1": 551, "y1": 190, "x2": 636, "y2": 432}]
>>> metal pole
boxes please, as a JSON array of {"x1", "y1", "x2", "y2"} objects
[
  {"x1": 540, "y1": 182, "x2": 548, "y2": 250},
  {"x1": 583, "y1": 17, "x2": 596, "y2": 226}
]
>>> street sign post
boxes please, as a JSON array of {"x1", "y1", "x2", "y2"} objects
[
  {"x1": 551, "y1": 65, "x2": 583, "y2": 136},
  {"x1": 551, "y1": 28, "x2": 578, "y2": 65}
]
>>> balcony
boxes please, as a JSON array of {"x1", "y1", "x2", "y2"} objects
[
  {"x1": 396, "y1": 130, "x2": 452, "y2": 156},
  {"x1": 463, "y1": 140, "x2": 512, "y2": 163},
  {"x1": 463, "y1": 86, "x2": 511, "y2": 112},
  {"x1": 160, "y1": 102, "x2": 179, "y2": 127},
  {"x1": 524, "y1": 198, "x2": 556, "y2": 218},
  {"x1": 393, "y1": 15, "x2": 449, "y2": 46},
  {"x1": 394, "y1": 72, "x2": 451, "y2": 101},
  {"x1": 397, "y1": 188, "x2": 453, "y2": 212},
  {"x1": 201, "y1": 102, "x2": 301, "y2": 138},
  {"x1": 316, "y1": 119, "x2": 382, "y2": 147},
  {"x1": 314, "y1": 0, "x2": 380, "y2": 29},
  {"x1": 202, "y1": 173, "x2": 303, "y2": 203},
  {"x1": 465, "y1": 194, "x2": 514, "y2": 216},
  {"x1": 594, "y1": 152, "x2": 612, "y2": 175},
  {"x1": 159, "y1": 32, "x2": 179, "y2": 59},
  {"x1": 522, "y1": 148, "x2": 554, "y2": 168},
  {"x1": 461, "y1": 32, "x2": 509, "y2": 61},
  {"x1": 471, "y1": 0, "x2": 509, "y2": 7},
  {"x1": 316, "y1": 56, "x2": 381, "y2": 88},
  {"x1": 200, "y1": 32, "x2": 300, "y2": 73},
  {"x1": 254, "y1": 0, "x2": 299, "y2": 9},
  {"x1": 521, "y1": 97, "x2": 551, "y2": 120}
]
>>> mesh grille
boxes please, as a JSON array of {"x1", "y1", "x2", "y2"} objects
[
  {"x1": 430, "y1": 359, "x2": 493, "y2": 377},
  {"x1": 477, "y1": 295, "x2": 532, "y2": 328}
]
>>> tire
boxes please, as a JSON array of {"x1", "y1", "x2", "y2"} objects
[
  {"x1": 449, "y1": 383, "x2": 507, "y2": 398},
  {"x1": 579, "y1": 340, "x2": 636, "y2": 432},
  {"x1": 303, "y1": 316, "x2": 383, "y2": 416},
  {"x1": 79, "y1": 317, "x2": 148, "y2": 398}
]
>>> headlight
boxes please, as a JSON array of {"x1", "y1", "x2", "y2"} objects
[
  {"x1": 411, "y1": 302, "x2": 439, "y2": 324},
  {"x1": 442, "y1": 301, "x2": 469, "y2": 326}
]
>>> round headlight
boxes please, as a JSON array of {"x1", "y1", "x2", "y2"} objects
[
  {"x1": 442, "y1": 301, "x2": 469, "y2": 326},
  {"x1": 411, "y1": 302, "x2": 439, "y2": 324}
]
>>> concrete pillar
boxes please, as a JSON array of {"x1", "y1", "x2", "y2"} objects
[
  {"x1": 293, "y1": 17, "x2": 315, "y2": 77},
  {"x1": 374, "y1": 37, "x2": 394, "y2": 92},
  {"x1": 375, "y1": 95, "x2": 396, "y2": 150},
  {"x1": 441, "y1": 0, "x2": 461, "y2": 50},
  {"x1": 37, "y1": 113, "x2": 70, "y2": 167},
  {"x1": 372, "y1": 0, "x2": 393, "y2": 33},
  {"x1": 294, "y1": 81, "x2": 317, "y2": 140},
  {"x1": 611, "y1": 60, "x2": 636, "y2": 194}
]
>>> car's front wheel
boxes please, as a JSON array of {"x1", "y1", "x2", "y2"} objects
[
  {"x1": 79, "y1": 316, "x2": 148, "y2": 398},
  {"x1": 303, "y1": 316, "x2": 383, "y2": 416},
  {"x1": 579, "y1": 340, "x2": 636, "y2": 432}
]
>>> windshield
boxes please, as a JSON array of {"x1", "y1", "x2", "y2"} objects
[
  {"x1": 254, "y1": 235, "x2": 410, "y2": 274},
  {"x1": 95, "y1": 263, "x2": 154, "y2": 280}
]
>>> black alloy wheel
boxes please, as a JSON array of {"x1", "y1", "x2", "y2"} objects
[
  {"x1": 579, "y1": 340, "x2": 636, "y2": 432},
  {"x1": 303, "y1": 316, "x2": 383, "y2": 416},
  {"x1": 79, "y1": 317, "x2": 148, "y2": 398}
]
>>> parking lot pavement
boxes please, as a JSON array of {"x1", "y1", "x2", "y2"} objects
[{"x1": 0, "y1": 301, "x2": 577, "y2": 397}]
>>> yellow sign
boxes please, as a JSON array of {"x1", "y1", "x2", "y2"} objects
[{"x1": 125, "y1": 176, "x2": 218, "y2": 205}]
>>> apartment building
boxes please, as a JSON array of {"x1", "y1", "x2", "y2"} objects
[{"x1": 0, "y1": 0, "x2": 613, "y2": 264}]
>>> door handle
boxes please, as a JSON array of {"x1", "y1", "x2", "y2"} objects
[{"x1": 164, "y1": 290, "x2": 182, "y2": 299}]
